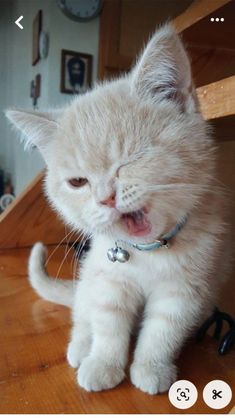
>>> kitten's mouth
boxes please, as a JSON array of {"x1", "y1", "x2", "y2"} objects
[{"x1": 121, "y1": 208, "x2": 152, "y2": 237}]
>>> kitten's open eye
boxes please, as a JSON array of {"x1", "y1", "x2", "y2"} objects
[{"x1": 68, "y1": 178, "x2": 88, "y2": 188}]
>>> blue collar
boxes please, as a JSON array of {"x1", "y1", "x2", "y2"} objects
[{"x1": 116, "y1": 214, "x2": 188, "y2": 252}]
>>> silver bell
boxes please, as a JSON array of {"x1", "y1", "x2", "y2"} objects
[
  {"x1": 116, "y1": 247, "x2": 130, "y2": 263},
  {"x1": 107, "y1": 246, "x2": 130, "y2": 263},
  {"x1": 107, "y1": 248, "x2": 117, "y2": 262}
]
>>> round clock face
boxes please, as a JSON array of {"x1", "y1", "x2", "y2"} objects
[{"x1": 57, "y1": 0, "x2": 102, "y2": 22}]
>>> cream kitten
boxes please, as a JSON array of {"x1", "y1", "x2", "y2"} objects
[{"x1": 6, "y1": 24, "x2": 228, "y2": 395}]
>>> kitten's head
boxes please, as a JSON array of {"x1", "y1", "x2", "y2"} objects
[{"x1": 6, "y1": 25, "x2": 214, "y2": 242}]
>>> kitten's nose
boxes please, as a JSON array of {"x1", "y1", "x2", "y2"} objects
[{"x1": 100, "y1": 193, "x2": 116, "y2": 208}]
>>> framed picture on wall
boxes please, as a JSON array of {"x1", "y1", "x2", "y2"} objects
[
  {"x1": 60, "y1": 49, "x2": 92, "y2": 94},
  {"x1": 32, "y1": 10, "x2": 42, "y2": 66}
]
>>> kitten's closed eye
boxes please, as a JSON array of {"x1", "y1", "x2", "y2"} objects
[{"x1": 68, "y1": 178, "x2": 88, "y2": 188}]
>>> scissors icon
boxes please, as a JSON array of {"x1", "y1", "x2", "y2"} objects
[{"x1": 212, "y1": 389, "x2": 222, "y2": 400}]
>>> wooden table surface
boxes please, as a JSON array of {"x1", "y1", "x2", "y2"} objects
[{"x1": 0, "y1": 246, "x2": 234, "y2": 414}]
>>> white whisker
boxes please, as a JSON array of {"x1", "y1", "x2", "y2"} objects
[
  {"x1": 54, "y1": 230, "x2": 84, "y2": 281},
  {"x1": 45, "y1": 228, "x2": 76, "y2": 267}
]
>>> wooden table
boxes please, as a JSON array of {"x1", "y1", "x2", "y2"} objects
[{"x1": 0, "y1": 246, "x2": 234, "y2": 413}]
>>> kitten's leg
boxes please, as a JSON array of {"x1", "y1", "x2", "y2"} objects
[
  {"x1": 67, "y1": 318, "x2": 91, "y2": 368},
  {"x1": 130, "y1": 288, "x2": 202, "y2": 395},
  {"x1": 67, "y1": 280, "x2": 92, "y2": 368},
  {"x1": 77, "y1": 277, "x2": 139, "y2": 392}
]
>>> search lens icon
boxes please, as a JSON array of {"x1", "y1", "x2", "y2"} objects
[{"x1": 169, "y1": 380, "x2": 198, "y2": 409}]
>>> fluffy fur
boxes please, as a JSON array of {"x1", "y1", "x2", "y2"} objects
[{"x1": 6, "y1": 24, "x2": 228, "y2": 394}]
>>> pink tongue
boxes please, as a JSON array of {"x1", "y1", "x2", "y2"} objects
[{"x1": 123, "y1": 212, "x2": 152, "y2": 237}]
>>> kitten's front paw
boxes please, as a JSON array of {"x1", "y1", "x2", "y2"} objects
[
  {"x1": 77, "y1": 356, "x2": 125, "y2": 391},
  {"x1": 67, "y1": 339, "x2": 90, "y2": 368},
  {"x1": 130, "y1": 361, "x2": 177, "y2": 395}
]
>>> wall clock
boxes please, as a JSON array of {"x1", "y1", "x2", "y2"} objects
[{"x1": 57, "y1": 0, "x2": 102, "y2": 22}]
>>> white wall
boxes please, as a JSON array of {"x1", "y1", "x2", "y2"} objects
[{"x1": 0, "y1": 0, "x2": 100, "y2": 195}]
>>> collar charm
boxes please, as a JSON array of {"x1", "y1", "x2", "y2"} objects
[{"x1": 107, "y1": 246, "x2": 130, "y2": 263}]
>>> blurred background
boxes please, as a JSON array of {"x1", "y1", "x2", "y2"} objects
[{"x1": 0, "y1": 0, "x2": 100, "y2": 199}]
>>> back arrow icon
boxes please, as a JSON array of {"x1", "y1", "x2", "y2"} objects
[{"x1": 15, "y1": 16, "x2": 23, "y2": 29}]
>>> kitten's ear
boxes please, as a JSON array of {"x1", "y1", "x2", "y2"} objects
[
  {"x1": 131, "y1": 24, "x2": 198, "y2": 112},
  {"x1": 5, "y1": 109, "x2": 61, "y2": 156}
]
